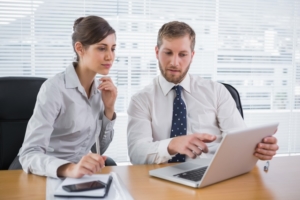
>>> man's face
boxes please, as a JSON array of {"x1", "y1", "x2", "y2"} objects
[{"x1": 155, "y1": 35, "x2": 195, "y2": 84}]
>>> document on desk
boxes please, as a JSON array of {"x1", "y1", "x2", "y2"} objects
[{"x1": 47, "y1": 172, "x2": 133, "y2": 200}]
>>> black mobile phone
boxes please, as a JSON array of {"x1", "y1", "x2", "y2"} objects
[{"x1": 62, "y1": 180, "x2": 106, "y2": 192}]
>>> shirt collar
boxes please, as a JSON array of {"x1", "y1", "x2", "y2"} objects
[
  {"x1": 65, "y1": 62, "x2": 81, "y2": 89},
  {"x1": 91, "y1": 79, "x2": 100, "y2": 96},
  {"x1": 65, "y1": 62, "x2": 99, "y2": 95},
  {"x1": 158, "y1": 73, "x2": 191, "y2": 96}
]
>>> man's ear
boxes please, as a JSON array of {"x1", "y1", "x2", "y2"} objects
[
  {"x1": 155, "y1": 46, "x2": 159, "y2": 60},
  {"x1": 191, "y1": 50, "x2": 195, "y2": 60},
  {"x1": 75, "y1": 42, "x2": 84, "y2": 58}
]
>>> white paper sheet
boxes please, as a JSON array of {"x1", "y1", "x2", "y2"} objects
[{"x1": 46, "y1": 172, "x2": 133, "y2": 200}]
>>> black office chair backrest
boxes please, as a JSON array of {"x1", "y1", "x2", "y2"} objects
[
  {"x1": 0, "y1": 77, "x2": 46, "y2": 170},
  {"x1": 221, "y1": 83, "x2": 244, "y2": 119}
]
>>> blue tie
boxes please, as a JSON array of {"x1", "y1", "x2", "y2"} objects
[{"x1": 168, "y1": 85, "x2": 187, "y2": 163}]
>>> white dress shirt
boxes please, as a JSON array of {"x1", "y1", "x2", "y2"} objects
[
  {"x1": 18, "y1": 63, "x2": 116, "y2": 178},
  {"x1": 127, "y1": 74, "x2": 246, "y2": 164}
]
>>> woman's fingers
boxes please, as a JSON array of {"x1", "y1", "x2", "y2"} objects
[
  {"x1": 98, "y1": 82, "x2": 116, "y2": 91},
  {"x1": 99, "y1": 77, "x2": 113, "y2": 82},
  {"x1": 78, "y1": 154, "x2": 106, "y2": 174},
  {"x1": 89, "y1": 154, "x2": 106, "y2": 168},
  {"x1": 78, "y1": 166, "x2": 93, "y2": 176}
]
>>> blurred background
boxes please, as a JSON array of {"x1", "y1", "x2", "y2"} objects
[{"x1": 0, "y1": 0, "x2": 299, "y2": 163}]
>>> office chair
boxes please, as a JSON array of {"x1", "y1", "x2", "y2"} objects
[
  {"x1": 0, "y1": 77, "x2": 47, "y2": 170},
  {"x1": 221, "y1": 83, "x2": 244, "y2": 119},
  {"x1": 91, "y1": 145, "x2": 117, "y2": 166},
  {"x1": 0, "y1": 76, "x2": 116, "y2": 170}
]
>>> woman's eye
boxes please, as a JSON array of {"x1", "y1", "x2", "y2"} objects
[{"x1": 98, "y1": 48, "x2": 105, "y2": 51}]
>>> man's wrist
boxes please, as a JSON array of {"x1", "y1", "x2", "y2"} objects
[{"x1": 167, "y1": 139, "x2": 178, "y2": 155}]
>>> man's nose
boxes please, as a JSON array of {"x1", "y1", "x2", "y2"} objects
[{"x1": 170, "y1": 55, "x2": 179, "y2": 66}]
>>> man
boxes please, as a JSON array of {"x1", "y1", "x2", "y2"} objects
[{"x1": 127, "y1": 21, "x2": 279, "y2": 164}]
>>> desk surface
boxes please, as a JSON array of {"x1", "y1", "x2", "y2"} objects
[{"x1": 0, "y1": 156, "x2": 299, "y2": 200}]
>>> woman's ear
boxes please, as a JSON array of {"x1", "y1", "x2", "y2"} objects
[{"x1": 75, "y1": 42, "x2": 84, "y2": 58}]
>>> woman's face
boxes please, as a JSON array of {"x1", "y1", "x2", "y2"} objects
[{"x1": 79, "y1": 33, "x2": 116, "y2": 75}]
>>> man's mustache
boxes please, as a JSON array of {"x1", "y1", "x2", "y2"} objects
[{"x1": 166, "y1": 66, "x2": 181, "y2": 71}]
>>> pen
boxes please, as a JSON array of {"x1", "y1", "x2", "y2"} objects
[{"x1": 264, "y1": 161, "x2": 270, "y2": 171}]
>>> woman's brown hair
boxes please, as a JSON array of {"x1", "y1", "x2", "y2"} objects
[{"x1": 72, "y1": 15, "x2": 115, "y2": 61}]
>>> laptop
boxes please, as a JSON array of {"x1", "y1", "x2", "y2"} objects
[{"x1": 149, "y1": 122, "x2": 279, "y2": 188}]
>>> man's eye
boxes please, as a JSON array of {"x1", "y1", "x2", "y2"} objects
[
  {"x1": 165, "y1": 52, "x2": 172, "y2": 55},
  {"x1": 180, "y1": 54, "x2": 187, "y2": 57}
]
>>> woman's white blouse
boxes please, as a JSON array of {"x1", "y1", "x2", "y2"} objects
[{"x1": 18, "y1": 63, "x2": 116, "y2": 178}]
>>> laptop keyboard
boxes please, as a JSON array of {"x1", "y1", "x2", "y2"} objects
[{"x1": 174, "y1": 166, "x2": 208, "y2": 182}]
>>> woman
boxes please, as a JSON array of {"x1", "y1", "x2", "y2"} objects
[{"x1": 17, "y1": 16, "x2": 117, "y2": 178}]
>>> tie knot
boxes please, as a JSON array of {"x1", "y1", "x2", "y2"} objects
[{"x1": 172, "y1": 85, "x2": 182, "y2": 96}]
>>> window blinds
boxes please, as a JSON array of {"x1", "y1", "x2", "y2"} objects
[{"x1": 0, "y1": 0, "x2": 299, "y2": 162}]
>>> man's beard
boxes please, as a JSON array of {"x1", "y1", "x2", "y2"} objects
[{"x1": 158, "y1": 61, "x2": 191, "y2": 84}]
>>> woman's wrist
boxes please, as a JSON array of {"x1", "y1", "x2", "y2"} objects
[
  {"x1": 104, "y1": 108, "x2": 115, "y2": 120},
  {"x1": 57, "y1": 163, "x2": 74, "y2": 177}
]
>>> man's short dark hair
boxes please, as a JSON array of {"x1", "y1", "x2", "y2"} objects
[{"x1": 157, "y1": 21, "x2": 196, "y2": 51}]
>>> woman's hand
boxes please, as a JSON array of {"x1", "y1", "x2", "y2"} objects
[
  {"x1": 57, "y1": 153, "x2": 107, "y2": 178},
  {"x1": 98, "y1": 77, "x2": 117, "y2": 120}
]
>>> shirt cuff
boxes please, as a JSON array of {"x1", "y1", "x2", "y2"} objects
[
  {"x1": 46, "y1": 158, "x2": 71, "y2": 178},
  {"x1": 102, "y1": 112, "x2": 116, "y2": 130},
  {"x1": 156, "y1": 138, "x2": 174, "y2": 163}
]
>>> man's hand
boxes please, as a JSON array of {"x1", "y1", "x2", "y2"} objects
[
  {"x1": 57, "y1": 153, "x2": 107, "y2": 178},
  {"x1": 255, "y1": 136, "x2": 279, "y2": 160},
  {"x1": 168, "y1": 133, "x2": 216, "y2": 158},
  {"x1": 98, "y1": 77, "x2": 117, "y2": 120}
]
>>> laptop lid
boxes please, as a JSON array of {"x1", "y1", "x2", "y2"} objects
[
  {"x1": 149, "y1": 122, "x2": 279, "y2": 188},
  {"x1": 199, "y1": 122, "x2": 279, "y2": 187}
]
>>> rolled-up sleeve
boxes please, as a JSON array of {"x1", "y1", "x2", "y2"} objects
[
  {"x1": 127, "y1": 96, "x2": 173, "y2": 165},
  {"x1": 18, "y1": 81, "x2": 70, "y2": 178}
]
